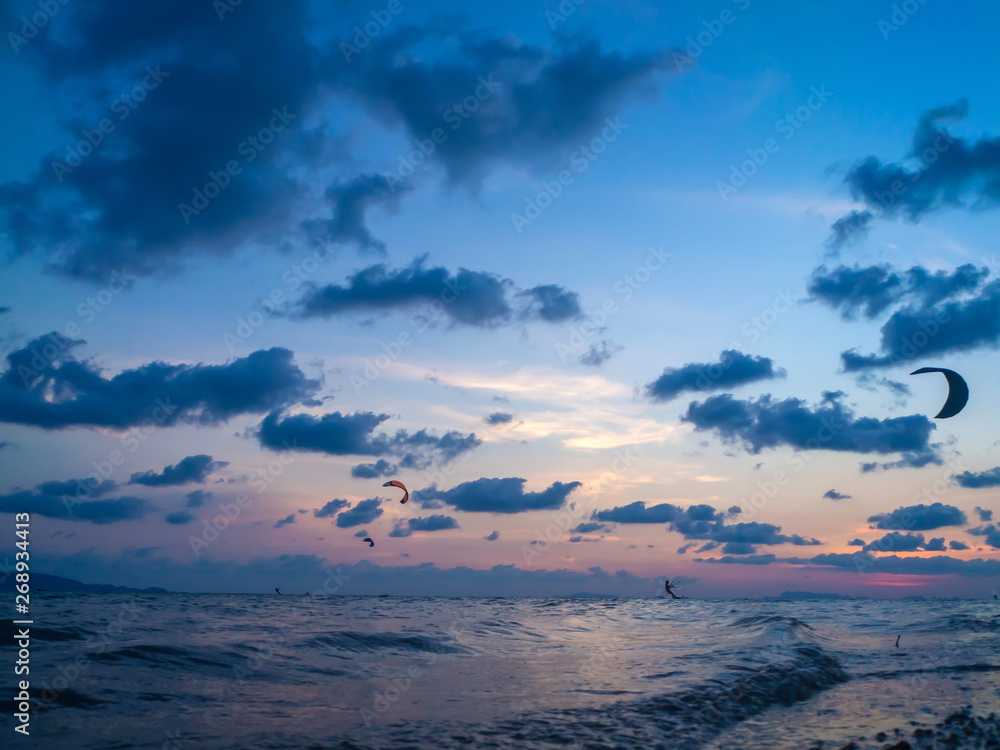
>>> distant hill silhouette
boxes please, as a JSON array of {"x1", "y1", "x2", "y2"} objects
[{"x1": 0, "y1": 572, "x2": 168, "y2": 593}]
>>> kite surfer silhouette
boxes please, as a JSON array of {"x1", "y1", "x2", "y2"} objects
[
  {"x1": 275, "y1": 587, "x2": 281, "y2": 595},
  {"x1": 664, "y1": 580, "x2": 682, "y2": 599}
]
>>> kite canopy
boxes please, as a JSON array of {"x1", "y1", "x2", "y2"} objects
[
  {"x1": 910, "y1": 367, "x2": 969, "y2": 419},
  {"x1": 382, "y1": 480, "x2": 409, "y2": 504}
]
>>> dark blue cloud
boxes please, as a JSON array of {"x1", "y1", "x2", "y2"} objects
[
  {"x1": 646, "y1": 350, "x2": 784, "y2": 402},
  {"x1": 954, "y1": 467, "x2": 1000, "y2": 489},
  {"x1": 185, "y1": 490, "x2": 212, "y2": 508},
  {"x1": 592, "y1": 501, "x2": 682, "y2": 524},
  {"x1": 35, "y1": 477, "x2": 117, "y2": 498},
  {"x1": 847, "y1": 538, "x2": 865, "y2": 547},
  {"x1": 578, "y1": 340, "x2": 622, "y2": 367},
  {"x1": 694, "y1": 554, "x2": 790, "y2": 565},
  {"x1": 593, "y1": 501, "x2": 819, "y2": 554},
  {"x1": 823, "y1": 489, "x2": 851, "y2": 500},
  {"x1": 800, "y1": 553, "x2": 1000, "y2": 577},
  {"x1": 165, "y1": 511, "x2": 195, "y2": 525},
  {"x1": 841, "y1": 279, "x2": 1000, "y2": 371},
  {"x1": 868, "y1": 503, "x2": 967, "y2": 531},
  {"x1": 350, "y1": 459, "x2": 396, "y2": 479},
  {"x1": 484, "y1": 530, "x2": 500, "y2": 541},
  {"x1": 485, "y1": 412, "x2": 513, "y2": 426},
  {"x1": 0, "y1": 336, "x2": 319, "y2": 430},
  {"x1": 421, "y1": 477, "x2": 581, "y2": 514},
  {"x1": 129, "y1": 454, "x2": 228, "y2": 487},
  {"x1": 807, "y1": 263, "x2": 987, "y2": 320},
  {"x1": 314, "y1": 499, "x2": 350, "y2": 518},
  {"x1": 677, "y1": 542, "x2": 698, "y2": 554},
  {"x1": 0, "y1": 490, "x2": 150, "y2": 524},
  {"x1": 831, "y1": 100, "x2": 1000, "y2": 246},
  {"x1": 257, "y1": 409, "x2": 479, "y2": 467},
  {"x1": 304, "y1": 174, "x2": 409, "y2": 253},
  {"x1": 292, "y1": 255, "x2": 579, "y2": 329},
  {"x1": 949, "y1": 540, "x2": 970, "y2": 551},
  {"x1": 967, "y1": 524, "x2": 1000, "y2": 549},
  {"x1": 519, "y1": 285, "x2": 581, "y2": 322},
  {"x1": 975, "y1": 506, "x2": 994, "y2": 522},
  {"x1": 335, "y1": 498, "x2": 383, "y2": 528},
  {"x1": 681, "y1": 391, "x2": 938, "y2": 469},
  {"x1": 274, "y1": 514, "x2": 295, "y2": 528},
  {"x1": 388, "y1": 515, "x2": 459, "y2": 538},
  {"x1": 862, "y1": 531, "x2": 946, "y2": 553},
  {"x1": 572, "y1": 522, "x2": 611, "y2": 533}
]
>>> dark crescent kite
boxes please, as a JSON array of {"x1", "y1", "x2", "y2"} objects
[
  {"x1": 362, "y1": 537, "x2": 375, "y2": 548},
  {"x1": 910, "y1": 367, "x2": 969, "y2": 419},
  {"x1": 382, "y1": 480, "x2": 409, "y2": 504}
]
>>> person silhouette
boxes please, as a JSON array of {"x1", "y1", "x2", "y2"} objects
[{"x1": 664, "y1": 580, "x2": 681, "y2": 599}]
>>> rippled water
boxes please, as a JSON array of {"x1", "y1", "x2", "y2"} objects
[{"x1": 2, "y1": 594, "x2": 999, "y2": 748}]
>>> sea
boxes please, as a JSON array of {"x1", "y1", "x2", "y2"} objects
[{"x1": 2, "y1": 594, "x2": 999, "y2": 749}]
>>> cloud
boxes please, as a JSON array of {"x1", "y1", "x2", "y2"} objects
[
  {"x1": 519, "y1": 285, "x2": 582, "y2": 322},
  {"x1": 335, "y1": 498, "x2": 383, "y2": 528},
  {"x1": 419, "y1": 478, "x2": 581, "y2": 514},
  {"x1": 0, "y1": 336, "x2": 319, "y2": 430},
  {"x1": 949, "y1": 540, "x2": 970, "y2": 551},
  {"x1": 485, "y1": 412, "x2": 513, "y2": 426},
  {"x1": 185, "y1": 490, "x2": 212, "y2": 508},
  {"x1": 868, "y1": 503, "x2": 967, "y2": 531},
  {"x1": 572, "y1": 522, "x2": 611, "y2": 533},
  {"x1": 954, "y1": 467, "x2": 1000, "y2": 489},
  {"x1": 592, "y1": 500, "x2": 820, "y2": 554},
  {"x1": 967, "y1": 524, "x2": 1000, "y2": 549},
  {"x1": 388, "y1": 515, "x2": 459, "y2": 537},
  {"x1": 646, "y1": 350, "x2": 785, "y2": 402},
  {"x1": 484, "y1": 530, "x2": 500, "y2": 541},
  {"x1": 694, "y1": 554, "x2": 789, "y2": 565},
  {"x1": 975, "y1": 506, "x2": 994, "y2": 522},
  {"x1": 677, "y1": 542, "x2": 698, "y2": 554},
  {"x1": 854, "y1": 373, "x2": 911, "y2": 399},
  {"x1": 681, "y1": 391, "x2": 938, "y2": 469},
  {"x1": 847, "y1": 538, "x2": 865, "y2": 547},
  {"x1": 807, "y1": 263, "x2": 987, "y2": 320},
  {"x1": 165, "y1": 511, "x2": 195, "y2": 525},
  {"x1": 862, "y1": 531, "x2": 946, "y2": 553},
  {"x1": 314, "y1": 499, "x2": 350, "y2": 518},
  {"x1": 799, "y1": 553, "x2": 1000, "y2": 577},
  {"x1": 257, "y1": 409, "x2": 479, "y2": 467},
  {"x1": 579, "y1": 340, "x2": 622, "y2": 367},
  {"x1": 0, "y1": 491, "x2": 151, "y2": 524},
  {"x1": 823, "y1": 489, "x2": 851, "y2": 501},
  {"x1": 129, "y1": 454, "x2": 228, "y2": 487},
  {"x1": 291, "y1": 255, "x2": 581, "y2": 329},
  {"x1": 304, "y1": 174, "x2": 409, "y2": 253},
  {"x1": 274, "y1": 514, "x2": 296, "y2": 528},
  {"x1": 569, "y1": 535, "x2": 602, "y2": 543},
  {"x1": 350, "y1": 459, "x2": 396, "y2": 479},
  {"x1": 830, "y1": 99, "x2": 1000, "y2": 245},
  {"x1": 35, "y1": 477, "x2": 117, "y2": 499}
]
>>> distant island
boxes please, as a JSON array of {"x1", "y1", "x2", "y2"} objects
[{"x1": 0, "y1": 572, "x2": 169, "y2": 594}]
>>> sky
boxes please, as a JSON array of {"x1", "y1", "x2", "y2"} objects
[{"x1": 1, "y1": 0, "x2": 999, "y2": 597}]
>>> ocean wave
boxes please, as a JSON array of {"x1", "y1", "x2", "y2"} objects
[{"x1": 302, "y1": 631, "x2": 466, "y2": 654}]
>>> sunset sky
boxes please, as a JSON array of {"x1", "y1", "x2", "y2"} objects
[{"x1": 1, "y1": 0, "x2": 999, "y2": 597}]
